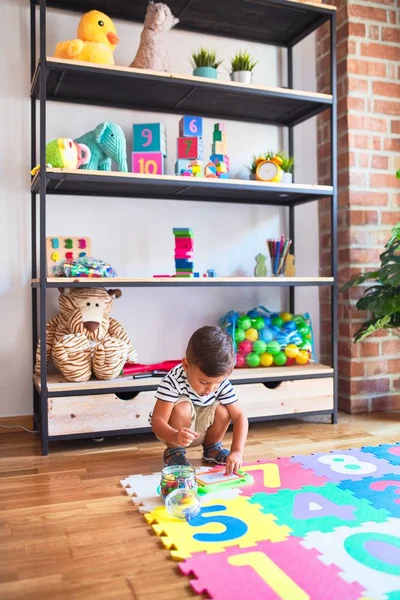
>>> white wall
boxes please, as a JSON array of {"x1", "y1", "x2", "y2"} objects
[{"x1": 0, "y1": 0, "x2": 319, "y2": 417}]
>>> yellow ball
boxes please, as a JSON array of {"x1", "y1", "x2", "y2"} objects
[
  {"x1": 280, "y1": 312, "x2": 293, "y2": 322},
  {"x1": 284, "y1": 344, "x2": 299, "y2": 358},
  {"x1": 260, "y1": 352, "x2": 274, "y2": 367},
  {"x1": 295, "y1": 350, "x2": 310, "y2": 365},
  {"x1": 245, "y1": 328, "x2": 259, "y2": 342}
]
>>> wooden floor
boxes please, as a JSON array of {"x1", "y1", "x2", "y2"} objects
[{"x1": 1, "y1": 411, "x2": 399, "y2": 599}]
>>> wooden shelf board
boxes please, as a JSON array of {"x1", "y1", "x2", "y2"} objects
[
  {"x1": 34, "y1": 364, "x2": 334, "y2": 394},
  {"x1": 31, "y1": 169, "x2": 333, "y2": 207},
  {"x1": 32, "y1": 276, "x2": 334, "y2": 288},
  {"x1": 34, "y1": 0, "x2": 335, "y2": 47},
  {"x1": 31, "y1": 59, "x2": 332, "y2": 127}
]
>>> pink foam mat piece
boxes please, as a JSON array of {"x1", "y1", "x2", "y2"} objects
[
  {"x1": 179, "y1": 538, "x2": 366, "y2": 599},
  {"x1": 241, "y1": 458, "x2": 329, "y2": 496}
]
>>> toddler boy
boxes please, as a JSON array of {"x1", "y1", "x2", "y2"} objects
[{"x1": 150, "y1": 326, "x2": 248, "y2": 475}]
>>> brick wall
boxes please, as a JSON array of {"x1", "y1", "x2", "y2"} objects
[{"x1": 316, "y1": 0, "x2": 400, "y2": 413}]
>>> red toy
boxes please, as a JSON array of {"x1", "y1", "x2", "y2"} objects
[{"x1": 121, "y1": 360, "x2": 180, "y2": 376}]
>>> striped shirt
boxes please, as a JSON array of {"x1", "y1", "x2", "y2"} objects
[{"x1": 155, "y1": 364, "x2": 237, "y2": 407}]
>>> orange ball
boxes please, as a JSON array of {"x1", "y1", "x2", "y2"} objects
[
  {"x1": 245, "y1": 328, "x2": 259, "y2": 342},
  {"x1": 295, "y1": 349, "x2": 310, "y2": 365},
  {"x1": 284, "y1": 344, "x2": 299, "y2": 359},
  {"x1": 260, "y1": 352, "x2": 274, "y2": 367}
]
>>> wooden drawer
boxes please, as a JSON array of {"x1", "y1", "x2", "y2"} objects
[
  {"x1": 48, "y1": 391, "x2": 155, "y2": 436},
  {"x1": 233, "y1": 378, "x2": 334, "y2": 418}
]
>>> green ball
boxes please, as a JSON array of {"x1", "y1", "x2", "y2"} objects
[
  {"x1": 266, "y1": 340, "x2": 281, "y2": 356},
  {"x1": 238, "y1": 316, "x2": 252, "y2": 331},
  {"x1": 293, "y1": 316, "x2": 306, "y2": 326},
  {"x1": 235, "y1": 329, "x2": 246, "y2": 343},
  {"x1": 246, "y1": 352, "x2": 261, "y2": 367},
  {"x1": 298, "y1": 324, "x2": 311, "y2": 336},
  {"x1": 253, "y1": 340, "x2": 267, "y2": 355},
  {"x1": 271, "y1": 316, "x2": 284, "y2": 328},
  {"x1": 252, "y1": 317, "x2": 265, "y2": 331},
  {"x1": 273, "y1": 351, "x2": 287, "y2": 366},
  {"x1": 300, "y1": 340, "x2": 312, "y2": 352}
]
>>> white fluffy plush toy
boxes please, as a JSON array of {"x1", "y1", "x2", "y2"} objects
[{"x1": 130, "y1": 2, "x2": 179, "y2": 72}]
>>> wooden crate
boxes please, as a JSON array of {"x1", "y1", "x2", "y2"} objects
[
  {"x1": 48, "y1": 378, "x2": 333, "y2": 436},
  {"x1": 234, "y1": 378, "x2": 334, "y2": 418}
]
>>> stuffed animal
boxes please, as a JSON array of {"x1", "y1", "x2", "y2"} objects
[
  {"x1": 74, "y1": 122, "x2": 128, "y2": 172},
  {"x1": 35, "y1": 288, "x2": 138, "y2": 382},
  {"x1": 130, "y1": 2, "x2": 179, "y2": 72},
  {"x1": 31, "y1": 138, "x2": 91, "y2": 175},
  {"x1": 54, "y1": 10, "x2": 119, "y2": 66}
]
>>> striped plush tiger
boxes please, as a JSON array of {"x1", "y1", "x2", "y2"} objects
[{"x1": 35, "y1": 288, "x2": 138, "y2": 382}]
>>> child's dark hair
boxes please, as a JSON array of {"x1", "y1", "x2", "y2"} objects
[{"x1": 186, "y1": 326, "x2": 235, "y2": 377}]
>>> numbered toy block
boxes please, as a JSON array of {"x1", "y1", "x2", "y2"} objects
[
  {"x1": 173, "y1": 228, "x2": 193, "y2": 237},
  {"x1": 175, "y1": 260, "x2": 194, "y2": 269},
  {"x1": 179, "y1": 116, "x2": 203, "y2": 138},
  {"x1": 175, "y1": 240, "x2": 194, "y2": 253},
  {"x1": 177, "y1": 137, "x2": 203, "y2": 160},
  {"x1": 213, "y1": 130, "x2": 225, "y2": 142},
  {"x1": 132, "y1": 152, "x2": 164, "y2": 175},
  {"x1": 133, "y1": 123, "x2": 166, "y2": 156},
  {"x1": 175, "y1": 159, "x2": 191, "y2": 174}
]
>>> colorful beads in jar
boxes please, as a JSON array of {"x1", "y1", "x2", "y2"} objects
[{"x1": 160, "y1": 465, "x2": 197, "y2": 499}]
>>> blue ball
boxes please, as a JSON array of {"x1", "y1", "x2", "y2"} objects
[
  {"x1": 247, "y1": 309, "x2": 259, "y2": 319},
  {"x1": 283, "y1": 321, "x2": 297, "y2": 333},
  {"x1": 259, "y1": 327, "x2": 274, "y2": 343}
]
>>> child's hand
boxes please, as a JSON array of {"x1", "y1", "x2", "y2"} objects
[
  {"x1": 225, "y1": 451, "x2": 242, "y2": 475},
  {"x1": 174, "y1": 427, "x2": 199, "y2": 447}
]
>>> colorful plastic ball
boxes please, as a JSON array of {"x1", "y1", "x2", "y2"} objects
[
  {"x1": 252, "y1": 317, "x2": 265, "y2": 331},
  {"x1": 280, "y1": 312, "x2": 293, "y2": 322},
  {"x1": 266, "y1": 340, "x2": 281, "y2": 356},
  {"x1": 235, "y1": 329, "x2": 246, "y2": 343},
  {"x1": 273, "y1": 351, "x2": 287, "y2": 366},
  {"x1": 260, "y1": 352, "x2": 274, "y2": 367},
  {"x1": 271, "y1": 316, "x2": 284, "y2": 328},
  {"x1": 239, "y1": 340, "x2": 253, "y2": 355},
  {"x1": 245, "y1": 328, "x2": 259, "y2": 342},
  {"x1": 247, "y1": 309, "x2": 259, "y2": 318},
  {"x1": 235, "y1": 353, "x2": 246, "y2": 368},
  {"x1": 238, "y1": 316, "x2": 252, "y2": 331},
  {"x1": 284, "y1": 344, "x2": 300, "y2": 358},
  {"x1": 253, "y1": 340, "x2": 267, "y2": 355},
  {"x1": 283, "y1": 321, "x2": 297, "y2": 333},
  {"x1": 300, "y1": 340, "x2": 312, "y2": 352},
  {"x1": 286, "y1": 357, "x2": 296, "y2": 366},
  {"x1": 298, "y1": 323, "x2": 311, "y2": 336},
  {"x1": 259, "y1": 327, "x2": 274, "y2": 343},
  {"x1": 293, "y1": 315, "x2": 306, "y2": 326},
  {"x1": 295, "y1": 350, "x2": 310, "y2": 365},
  {"x1": 246, "y1": 352, "x2": 261, "y2": 368}
]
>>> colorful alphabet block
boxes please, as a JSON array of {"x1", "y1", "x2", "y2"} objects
[
  {"x1": 179, "y1": 116, "x2": 203, "y2": 138},
  {"x1": 133, "y1": 123, "x2": 166, "y2": 156},
  {"x1": 178, "y1": 137, "x2": 203, "y2": 160},
  {"x1": 212, "y1": 141, "x2": 227, "y2": 154},
  {"x1": 132, "y1": 152, "x2": 164, "y2": 175}
]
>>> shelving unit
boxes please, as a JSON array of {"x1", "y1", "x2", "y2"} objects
[{"x1": 31, "y1": 0, "x2": 337, "y2": 455}]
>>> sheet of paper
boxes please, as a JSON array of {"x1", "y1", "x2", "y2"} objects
[{"x1": 197, "y1": 469, "x2": 242, "y2": 486}]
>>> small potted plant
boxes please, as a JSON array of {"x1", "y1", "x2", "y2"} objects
[
  {"x1": 248, "y1": 151, "x2": 275, "y2": 180},
  {"x1": 277, "y1": 151, "x2": 294, "y2": 184},
  {"x1": 190, "y1": 48, "x2": 223, "y2": 79},
  {"x1": 230, "y1": 50, "x2": 258, "y2": 84}
]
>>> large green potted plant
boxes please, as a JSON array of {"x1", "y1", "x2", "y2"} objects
[
  {"x1": 190, "y1": 48, "x2": 223, "y2": 79},
  {"x1": 342, "y1": 222, "x2": 400, "y2": 342},
  {"x1": 229, "y1": 50, "x2": 258, "y2": 84}
]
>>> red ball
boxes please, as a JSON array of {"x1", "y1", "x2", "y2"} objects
[
  {"x1": 238, "y1": 340, "x2": 253, "y2": 355},
  {"x1": 235, "y1": 353, "x2": 246, "y2": 368},
  {"x1": 286, "y1": 357, "x2": 296, "y2": 366}
]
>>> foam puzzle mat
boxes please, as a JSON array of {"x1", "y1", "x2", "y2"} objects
[{"x1": 121, "y1": 443, "x2": 400, "y2": 599}]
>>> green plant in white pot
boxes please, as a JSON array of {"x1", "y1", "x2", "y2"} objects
[
  {"x1": 190, "y1": 48, "x2": 223, "y2": 79},
  {"x1": 230, "y1": 50, "x2": 258, "y2": 84},
  {"x1": 277, "y1": 151, "x2": 294, "y2": 183}
]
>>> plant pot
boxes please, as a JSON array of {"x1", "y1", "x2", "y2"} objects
[
  {"x1": 193, "y1": 67, "x2": 218, "y2": 79},
  {"x1": 281, "y1": 172, "x2": 293, "y2": 184},
  {"x1": 230, "y1": 70, "x2": 253, "y2": 84},
  {"x1": 249, "y1": 173, "x2": 257, "y2": 180}
]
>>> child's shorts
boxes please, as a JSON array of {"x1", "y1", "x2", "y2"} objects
[{"x1": 150, "y1": 396, "x2": 221, "y2": 447}]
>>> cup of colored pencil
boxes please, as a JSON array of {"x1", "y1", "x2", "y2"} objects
[{"x1": 267, "y1": 237, "x2": 292, "y2": 276}]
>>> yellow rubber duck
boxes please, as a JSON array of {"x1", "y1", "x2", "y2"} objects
[{"x1": 54, "y1": 10, "x2": 119, "y2": 66}]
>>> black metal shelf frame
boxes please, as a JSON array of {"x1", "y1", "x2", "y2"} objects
[{"x1": 31, "y1": 0, "x2": 338, "y2": 454}]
